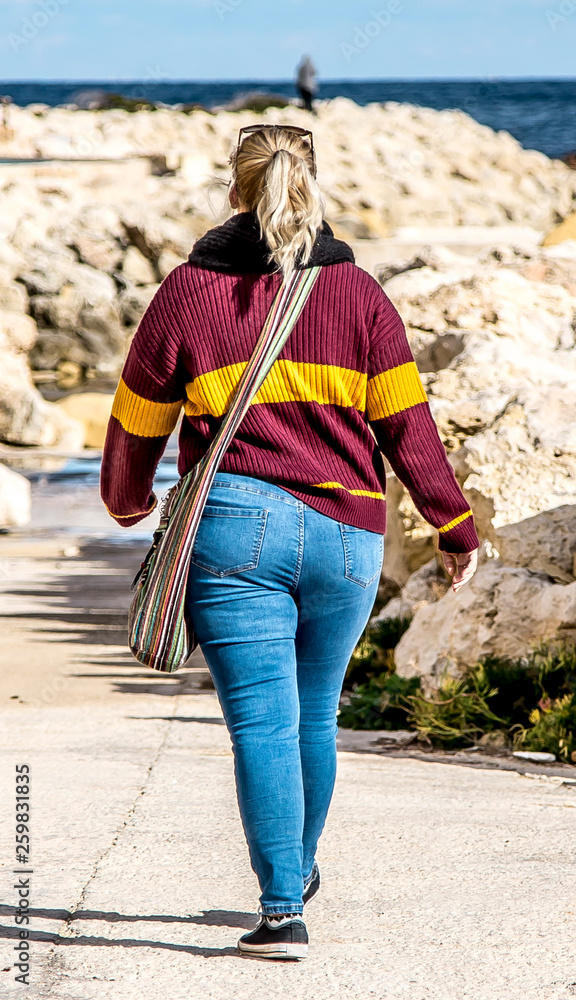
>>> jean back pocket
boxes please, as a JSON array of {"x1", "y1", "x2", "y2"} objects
[
  {"x1": 191, "y1": 506, "x2": 268, "y2": 577},
  {"x1": 340, "y1": 523, "x2": 383, "y2": 588}
]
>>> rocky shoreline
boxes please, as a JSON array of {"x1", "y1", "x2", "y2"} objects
[{"x1": 1, "y1": 97, "x2": 576, "y2": 679}]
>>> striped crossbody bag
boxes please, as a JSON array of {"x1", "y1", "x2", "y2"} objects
[{"x1": 128, "y1": 265, "x2": 321, "y2": 673}]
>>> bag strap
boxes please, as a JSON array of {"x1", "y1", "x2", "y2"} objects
[{"x1": 187, "y1": 265, "x2": 321, "y2": 506}]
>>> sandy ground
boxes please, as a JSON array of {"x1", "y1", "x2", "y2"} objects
[{"x1": 1, "y1": 533, "x2": 575, "y2": 1000}]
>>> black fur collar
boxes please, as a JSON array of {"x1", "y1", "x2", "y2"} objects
[{"x1": 188, "y1": 211, "x2": 355, "y2": 274}]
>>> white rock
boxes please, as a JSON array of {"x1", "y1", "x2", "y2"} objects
[
  {"x1": 122, "y1": 246, "x2": 157, "y2": 286},
  {"x1": 72, "y1": 232, "x2": 123, "y2": 274},
  {"x1": 3, "y1": 99, "x2": 576, "y2": 235},
  {"x1": 68, "y1": 263, "x2": 117, "y2": 303},
  {"x1": 30, "y1": 286, "x2": 85, "y2": 332},
  {"x1": 495, "y1": 506, "x2": 576, "y2": 581},
  {"x1": 0, "y1": 281, "x2": 28, "y2": 313},
  {"x1": 512, "y1": 751, "x2": 556, "y2": 763},
  {"x1": 157, "y1": 250, "x2": 185, "y2": 280},
  {"x1": 457, "y1": 405, "x2": 576, "y2": 530},
  {"x1": 118, "y1": 284, "x2": 159, "y2": 327},
  {"x1": 394, "y1": 563, "x2": 576, "y2": 684},
  {"x1": 544, "y1": 239, "x2": 576, "y2": 259},
  {"x1": 29, "y1": 288, "x2": 124, "y2": 373},
  {"x1": 0, "y1": 310, "x2": 37, "y2": 353},
  {"x1": 0, "y1": 310, "x2": 85, "y2": 448},
  {"x1": 179, "y1": 153, "x2": 213, "y2": 188},
  {"x1": 0, "y1": 462, "x2": 31, "y2": 528},
  {"x1": 382, "y1": 475, "x2": 436, "y2": 587},
  {"x1": 0, "y1": 243, "x2": 26, "y2": 281},
  {"x1": 374, "y1": 730, "x2": 418, "y2": 747},
  {"x1": 17, "y1": 247, "x2": 77, "y2": 296},
  {"x1": 374, "y1": 557, "x2": 450, "y2": 623},
  {"x1": 387, "y1": 261, "x2": 576, "y2": 542},
  {"x1": 0, "y1": 355, "x2": 85, "y2": 448}
]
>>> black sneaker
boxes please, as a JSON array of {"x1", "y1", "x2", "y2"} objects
[
  {"x1": 303, "y1": 861, "x2": 320, "y2": 905},
  {"x1": 238, "y1": 914, "x2": 308, "y2": 960}
]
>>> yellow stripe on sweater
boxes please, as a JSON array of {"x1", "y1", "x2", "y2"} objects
[
  {"x1": 313, "y1": 481, "x2": 385, "y2": 501},
  {"x1": 111, "y1": 378, "x2": 183, "y2": 437},
  {"x1": 103, "y1": 498, "x2": 158, "y2": 520},
  {"x1": 366, "y1": 362, "x2": 428, "y2": 421},
  {"x1": 184, "y1": 361, "x2": 367, "y2": 418},
  {"x1": 438, "y1": 510, "x2": 473, "y2": 534}
]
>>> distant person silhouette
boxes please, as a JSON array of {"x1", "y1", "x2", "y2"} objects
[
  {"x1": 296, "y1": 56, "x2": 318, "y2": 113},
  {"x1": 0, "y1": 95, "x2": 12, "y2": 128}
]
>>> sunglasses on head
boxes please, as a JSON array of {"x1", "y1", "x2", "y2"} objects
[{"x1": 236, "y1": 124, "x2": 316, "y2": 176}]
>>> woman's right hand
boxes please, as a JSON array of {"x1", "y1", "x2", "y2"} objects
[{"x1": 442, "y1": 549, "x2": 479, "y2": 593}]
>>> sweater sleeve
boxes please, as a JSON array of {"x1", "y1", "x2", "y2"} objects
[
  {"x1": 366, "y1": 287, "x2": 479, "y2": 554},
  {"x1": 100, "y1": 272, "x2": 186, "y2": 527}
]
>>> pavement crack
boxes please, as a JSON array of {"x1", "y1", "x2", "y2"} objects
[{"x1": 38, "y1": 695, "x2": 181, "y2": 994}]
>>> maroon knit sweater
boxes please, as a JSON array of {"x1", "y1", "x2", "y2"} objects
[{"x1": 101, "y1": 219, "x2": 478, "y2": 553}]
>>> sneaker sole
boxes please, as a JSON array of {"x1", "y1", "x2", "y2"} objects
[{"x1": 238, "y1": 941, "x2": 308, "y2": 960}]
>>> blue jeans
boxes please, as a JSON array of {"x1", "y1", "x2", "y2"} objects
[{"x1": 187, "y1": 473, "x2": 382, "y2": 915}]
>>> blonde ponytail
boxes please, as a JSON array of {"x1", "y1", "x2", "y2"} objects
[{"x1": 230, "y1": 127, "x2": 325, "y2": 279}]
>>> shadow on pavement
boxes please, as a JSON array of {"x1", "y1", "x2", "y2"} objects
[
  {"x1": 0, "y1": 538, "x2": 213, "y2": 696},
  {"x1": 128, "y1": 715, "x2": 226, "y2": 725},
  {"x1": 0, "y1": 904, "x2": 252, "y2": 928},
  {"x1": 0, "y1": 923, "x2": 237, "y2": 956},
  {"x1": 186, "y1": 910, "x2": 255, "y2": 928},
  {"x1": 0, "y1": 539, "x2": 145, "y2": 652}
]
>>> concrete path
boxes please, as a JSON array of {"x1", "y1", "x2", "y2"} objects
[{"x1": 0, "y1": 535, "x2": 575, "y2": 1000}]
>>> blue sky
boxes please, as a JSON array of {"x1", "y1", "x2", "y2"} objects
[{"x1": 0, "y1": 0, "x2": 574, "y2": 80}]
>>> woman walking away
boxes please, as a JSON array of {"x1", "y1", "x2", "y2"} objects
[{"x1": 101, "y1": 124, "x2": 479, "y2": 960}]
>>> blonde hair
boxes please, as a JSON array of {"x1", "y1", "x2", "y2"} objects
[{"x1": 229, "y1": 126, "x2": 325, "y2": 279}]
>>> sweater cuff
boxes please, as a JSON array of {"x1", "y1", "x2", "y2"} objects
[
  {"x1": 437, "y1": 512, "x2": 480, "y2": 554},
  {"x1": 104, "y1": 494, "x2": 158, "y2": 528}
]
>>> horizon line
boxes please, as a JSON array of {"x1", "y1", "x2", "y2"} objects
[{"x1": 1, "y1": 76, "x2": 575, "y2": 84}]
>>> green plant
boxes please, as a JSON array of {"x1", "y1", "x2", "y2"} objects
[
  {"x1": 338, "y1": 672, "x2": 421, "y2": 731},
  {"x1": 406, "y1": 664, "x2": 508, "y2": 749},
  {"x1": 235, "y1": 94, "x2": 293, "y2": 112},
  {"x1": 530, "y1": 641, "x2": 576, "y2": 699},
  {"x1": 101, "y1": 93, "x2": 159, "y2": 112},
  {"x1": 514, "y1": 693, "x2": 576, "y2": 762},
  {"x1": 341, "y1": 632, "x2": 576, "y2": 755},
  {"x1": 478, "y1": 654, "x2": 539, "y2": 728}
]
